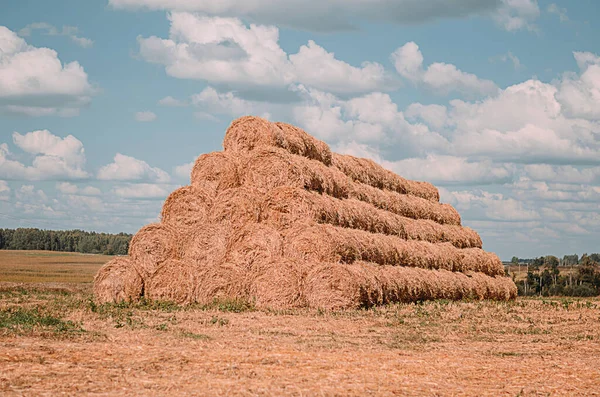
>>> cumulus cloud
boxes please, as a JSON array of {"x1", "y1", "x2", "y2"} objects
[
  {"x1": 113, "y1": 183, "x2": 170, "y2": 199},
  {"x1": 443, "y1": 189, "x2": 540, "y2": 222},
  {"x1": 158, "y1": 96, "x2": 188, "y2": 107},
  {"x1": 134, "y1": 111, "x2": 157, "y2": 122},
  {"x1": 0, "y1": 180, "x2": 9, "y2": 201},
  {"x1": 0, "y1": 130, "x2": 89, "y2": 180},
  {"x1": 391, "y1": 155, "x2": 514, "y2": 185},
  {"x1": 0, "y1": 26, "x2": 94, "y2": 116},
  {"x1": 97, "y1": 153, "x2": 170, "y2": 183},
  {"x1": 556, "y1": 52, "x2": 600, "y2": 121},
  {"x1": 109, "y1": 0, "x2": 533, "y2": 32},
  {"x1": 19, "y1": 23, "x2": 93, "y2": 48},
  {"x1": 493, "y1": 0, "x2": 540, "y2": 32},
  {"x1": 547, "y1": 3, "x2": 568, "y2": 22},
  {"x1": 138, "y1": 12, "x2": 394, "y2": 95},
  {"x1": 56, "y1": 182, "x2": 101, "y2": 196},
  {"x1": 174, "y1": 161, "x2": 194, "y2": 180},
  {"x1": 391, "y1": 42, "x2": 499, "y2": 97}
]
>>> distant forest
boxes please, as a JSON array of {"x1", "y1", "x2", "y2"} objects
[
  {"x1": 508, "y1": 254, "x2": 600, "y2": 297},
  {"x1": 0, "y1": 228, "x2": 132, "y2": 256}
]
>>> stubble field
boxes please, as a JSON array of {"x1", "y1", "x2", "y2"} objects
[{"x1": 1, "y1": 251, "x2": 599, "y2": 396}]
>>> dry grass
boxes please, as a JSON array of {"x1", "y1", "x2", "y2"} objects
[
  {"x1": 0, "y1": 281, "x2": 599, "y2": 396},
  {"x1": 0, "y1": 250, "x2": 109, "y2": 283}
]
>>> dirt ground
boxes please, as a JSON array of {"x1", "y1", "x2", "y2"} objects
[{"x1": 1, "y1": 281, "x2": 599, "y2": 396}]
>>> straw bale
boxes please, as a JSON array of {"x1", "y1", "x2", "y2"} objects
[
  {"x1": 262, "y1": 187, "x2": 482, "y2": 248},
  {"x1": 305, "y1": 261, "x2": 517, "y2": 310},
  {"x1": 209, "y1": 187, "x2": 263, "y2": 230},
  {"x1": 161, "y1": 185, "x2": 212, "y2": 231},
  {"x1": 242, "y1": 147, "x2": 349, "y2": 197},
  {"x1": 182, "y1": 224, "x2": 230, "y2": 269},
  {"x1": 332, "y1": 153, "x2": 439, "y2": 202},
  {"x1": 252, "y1": 258, "x2": 309, "y2": 309},
  {"x1": 273, "y1": 122, "x2": 333, "y2": 165},
  {"x1": 224, "y1": 223, "x2": 284, "y2": 273},
  {"x1": 190, "y1": 151, "x2": 242, "y2": 194},
  {"x1": 192, "y1": 224, "x2": 286, "y2": 304},
  {"x1": 304, "y1": 262, "x2": 383, "y2": 310},
  {"x1": 348, "y1": 182, "x2": 461, "y2": 225},
  {"x1": 222, "y1": 116, "x2": 333, "y2": 165},
  {"x1": 93, "y1": 257, "x2": 143, "y2": 304},
  {"x1": 145, "y1": 259, "x2": 198, "y2": 305},
  {"x1": 128, "y1": 223, "x2": 179, "y2": 280},
  {"x1": 283, "y1": 224, "x2": 504, "y2": 276},
  {"x1": 195, "y1": 261, "x2": 247, "y2": 305}
]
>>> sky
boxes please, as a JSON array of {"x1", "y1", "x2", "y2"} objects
[{"x1": 1, "y1": 0, "x2": 599, "y2": 260}]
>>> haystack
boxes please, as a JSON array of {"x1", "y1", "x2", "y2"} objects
[
  {"x1": 95, "y1": 115, "x2": 516, "y2": 310},
  {"x1": 93, "y1": 257, "x2": 143, "y2": 304}
]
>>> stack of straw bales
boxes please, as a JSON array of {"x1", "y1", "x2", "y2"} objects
[{"x1": 94, "y1": 116, "x2": 517, "y2": 309}]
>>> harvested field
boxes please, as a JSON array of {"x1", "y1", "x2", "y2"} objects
[
  {"x1": 1, "y1": 279, "x2": 599, "y2": 396},
  {"x1": 0, "y1": 250, "x2": 108, "y2": 283}
]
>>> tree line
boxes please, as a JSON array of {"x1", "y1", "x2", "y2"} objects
[
  {"x1": 508, "y1": 254, "x2": 600, "y2": 297},
  {"x1": 0, "y1": 228, "x2": 132, "y2": 256}
]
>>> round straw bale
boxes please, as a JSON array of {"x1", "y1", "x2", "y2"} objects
[
  {"x1": 145, "y1": 259, "x2": 198, "y2": 305},
  {"x1": 191, "y1": 151, "x2": 242, "y2": 194},
  {"x1": 242, "y1": 147, "x2": 349, "y2": 198},
  {"x1": 252, "y1": 258, "x2": 309, "y2": 309},
  {"x1": 195, "y1": 261, "x2": 247, "y2": 305},
  {"x1": 304, "y1": 262, "x2": 383, "y2": 310},
  {"x1": 348, "y1": 182, "x2": 461, "y2": 226},
  {"x1": 283, "y1": 224, "x2": 503, "y2": 276},
  {"x1": 182, "y1": 224, "x2": 230, "y2": 269},
  {"x1": 332, "y1": 153, "x2": 439, "y2": 202},
  {"x1": 222, "y1": 116, "x2": 332, "y2": 165},
  {"x1": 129, "y1": 223, "x2": 179, "y2": 280},
  {"x1": 263, "y1": 187, "x2": 482, "y2": 249},
  {"x1": 93, "y1": 257, "x2": 143, "y2": 304},
  {"x1": 209, "y1": 187, "x2": 263, "y2": 230},
  {"x1": 273, "y1": 122, "x2": 332, "y2": 165},
  {"x1": 161, "y1": 185, "x2": 212, "y2": 231},
  {"x1": 224, "y1": 223, "x2": 284, "y2": 273}
]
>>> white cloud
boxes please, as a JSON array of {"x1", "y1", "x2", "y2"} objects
[
  {"x1": 391, "y1": 42, "x2": 499, "y2": 97},
  {"x1": 56, "y1": 182, "x2": 101, "y2": 196},
  {"x1": 158, "y1": 96, "x2": 188, "y2": 107},
  {"x1": 19, "y1": 23, "x2": 94, "y2": 48},
  {"x1": 391, "y1": 155, "x2": 514, "y2": 185},
  {"x1": 109, "y1": 0, "x2": 530, "y2": 33},
  {"x1": 292, "y1": 86, "x2": 448, "y2": 153},
  {"x1": 547, "y1": 3, "x2": 568, "y2": 22},
  {"x1": 289, "y1": 40, "x2": 393, "y2": 94},
  {"x1": 174, "y1": 161, "x2": 194, "y2": 180},
  {"x1": 556, "y1": 52, "x2": 600, "y2": 121},
  {"x1": 134, "y1": 111, "x2": 157, "y2": 122},
  {"x1": 97, "y1": 153, "x2": 170, "y2": 183},
  {"x1": 493, "y1": 0, "x2": 540, "y2": 32},
  {"x1": 405, "y1": 103, "x2": 449, "y2": 131},
  {"x1": 491, "y1": 51, "x2": 522, "y2": 70},
  {"x1": 113, "y1": 183, "x2": 170, "y2": 199},
  {"x1": 190, "y1": 86, "x2": 273, "y2": 119},
  {"x1": 0, "y1": 180, "x2": 10, "y2": 201},
  {"x1": 0, "y1": 130, "x2": 89, "y2": 180},
  {"x1": 0, "y1": 26, "x2": 94, "y2": 116},
  {"x1": 443, "y1": 189, "x2": 540, "y2": 222},
  {"x1": 138, "y1": 13, "x2": 396, "y2": 95}
]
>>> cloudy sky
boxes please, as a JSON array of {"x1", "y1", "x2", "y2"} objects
[{"x1": 1, "y1": 0, "x2": 599, "y2": 260}]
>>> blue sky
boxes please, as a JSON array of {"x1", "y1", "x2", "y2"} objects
[{"x1": 1, "y1": 0, "x2": 599, "y2": 260}]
